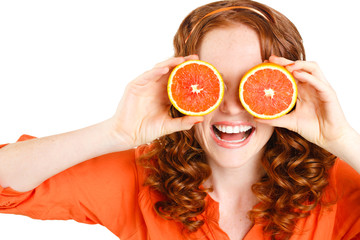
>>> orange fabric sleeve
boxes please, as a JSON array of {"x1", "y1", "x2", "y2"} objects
[
  {"x1": 0, "y1": 135, "x2": 145, "y2": 239},
  {"x1": 333, "y1": 159, "x2": 360, "y2": 239}
]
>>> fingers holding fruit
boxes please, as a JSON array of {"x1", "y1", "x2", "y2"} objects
[
  {"x1": 112, "y1": 56, "x2": 204, "y2": 148},
  {"x1": 261, "y1": 56, "x2": 351, "y2": 151}
]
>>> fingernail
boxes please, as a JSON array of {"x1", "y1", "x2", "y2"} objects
[{"x1": 286, "y1": 63, "x2": 295, "y2": 67}]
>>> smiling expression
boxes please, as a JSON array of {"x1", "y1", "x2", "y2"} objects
[{"x1": 194, "y1": 24, "x2": 274, "y2": 169}]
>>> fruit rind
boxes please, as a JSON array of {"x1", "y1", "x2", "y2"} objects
[
  {"x1": 168, "y1": 60, "x2": 224, "y2": 116},
  {"x1": 239, "y1": 63, "x2": 297, "y2": 119}
]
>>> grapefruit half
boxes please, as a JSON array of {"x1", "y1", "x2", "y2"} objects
[
  {"x1": 239, "y1": 63, "x2": 297, "y2": 119},
  {"x1": 168, "y1": 60, "x2": 224, "y2": 116}
]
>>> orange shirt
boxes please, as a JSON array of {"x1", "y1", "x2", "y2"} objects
[{"x1": 1, "y1": 135, "x2": 360, "y2": 240}]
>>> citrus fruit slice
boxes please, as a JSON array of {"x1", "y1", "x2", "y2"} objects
[
  {"x1": 168, "y1": 60, "x2": 224, "y2": 116},
  {"x1": 239, "y1": 63, "x2": 297, "y2": 119}
]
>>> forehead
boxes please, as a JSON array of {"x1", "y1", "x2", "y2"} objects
[{"x1": 198, "y1": 24, "x2": 262, "y2": 77}]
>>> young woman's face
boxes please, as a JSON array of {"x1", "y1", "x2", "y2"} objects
[{"x1": 194, "y1": 24, "x2": 274, "y2": 168}]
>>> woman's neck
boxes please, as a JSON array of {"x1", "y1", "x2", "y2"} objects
[{"x1": 204, "y1": 156, "x2": 265, "y2": 203}]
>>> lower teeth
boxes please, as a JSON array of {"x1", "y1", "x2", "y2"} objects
[{"x1": 215, "y1": 133, "x2": 247, "y2": 143}]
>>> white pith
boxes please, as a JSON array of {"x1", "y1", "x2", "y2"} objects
[
  {"x1": 191, "y1": 84, "x2": 203, "y2": 94},
  {"x1": 264, "y1": 88, "x2": 275, "y2": 98}
]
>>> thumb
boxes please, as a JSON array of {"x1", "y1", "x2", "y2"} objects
[
  {"x1": 255, "y1": 114, "x2": 296, "y2": 132},
  {"x1": 165, "y1": 116, "x2": 204, "y2": 133}
]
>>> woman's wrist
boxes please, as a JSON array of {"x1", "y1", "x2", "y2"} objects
[
  {"x1": 324, "y1": 125, "x2": 360, "y2": 173},
  {"x1": 324, "y1": 125, "x2": 356, "y2": 155},
  {"x1": 101, "y1": 117, "x2": 137, "y2": 153}
]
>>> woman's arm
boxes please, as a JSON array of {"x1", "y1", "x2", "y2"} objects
[
  {"x1": 0, "y1": 56, "x2": 203, "y2": 193},
  {"x1": 0, "y1": 119, "x2": 122, "y2": 192}
]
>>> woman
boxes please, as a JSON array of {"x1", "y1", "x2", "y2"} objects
[{"x1": 1, "y1": 0, "x2": 359, "y2": 239}]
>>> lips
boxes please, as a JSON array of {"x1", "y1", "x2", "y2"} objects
[{"x1": 210, "y1": 122, "x2": 255, "y2": 148}]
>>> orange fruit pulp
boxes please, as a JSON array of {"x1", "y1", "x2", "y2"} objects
[
  {"x1": 239, "y1": 63, "x2": 297, "y2": 119},
  {"x1": 167, "y1": 60, "x2": 224, "y2": 116}
]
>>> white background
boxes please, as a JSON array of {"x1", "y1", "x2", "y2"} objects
[{"x1": 0, "y1": 0, "x2": 359, "y2": 239}]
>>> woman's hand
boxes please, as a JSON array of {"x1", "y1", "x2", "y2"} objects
[
  {"x1": 257, "y1": 56, "x2": 360, "y2": 166},
  {"x1": 109, "y1": 55, "x2": 204, "y2": 149}
]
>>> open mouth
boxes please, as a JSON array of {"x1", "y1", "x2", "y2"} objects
[{"x1": 212, "y1": 124, "x2": 254, "y2": 144}]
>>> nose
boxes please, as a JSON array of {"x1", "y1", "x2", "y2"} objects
[{"x1": 218, "y1": 87, "x2": 246, "y2": 115}]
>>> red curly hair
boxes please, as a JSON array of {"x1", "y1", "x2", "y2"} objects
[{"x1": 140, "y1": 0, "x2": 336, "y2": 239}]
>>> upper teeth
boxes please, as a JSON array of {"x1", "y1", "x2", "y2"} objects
[{"x1": 214, "y1": 125, "x2": 252, "y2": 134}]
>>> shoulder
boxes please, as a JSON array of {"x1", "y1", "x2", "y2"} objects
[
  {"x1": 88, "y1": 144, "x2": 153, "y2": 190},
  {"x1": 326, "y1": 158, "x2": 360, "y2": 239},
  {"x1": 323, "y1": 158, "x2": 360, "y2": 202},
  {"x1": 328, "y1": 158, "x2": 360, "y2": 193}
]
